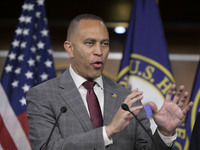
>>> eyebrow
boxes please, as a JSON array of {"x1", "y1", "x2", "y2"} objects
[{"x1": 83, "y1": 38, "x2": 110, "y2": 43}]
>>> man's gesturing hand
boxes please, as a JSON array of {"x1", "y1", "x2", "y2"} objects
[
  {"x1": 149, "y1": 84, "x2": 193, "y2": 136},
  {"x1": 106, "y1": 89, "x2": 143, "y2": 138}
]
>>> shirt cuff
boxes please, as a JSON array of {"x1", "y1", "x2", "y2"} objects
[
  {"x1": 102, "y1": 126, "x2": 113, "y2": 146},
  {"x1": 157, "y1": 129, "x2": 177, "y2": 147}
]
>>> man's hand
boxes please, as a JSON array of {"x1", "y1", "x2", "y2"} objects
[
  {"x1": 105, "y1": 89, "x2": 143, "y2": 138},
  {"x1": 149, "y1": 84, "x2": 193, "y2": 136}
]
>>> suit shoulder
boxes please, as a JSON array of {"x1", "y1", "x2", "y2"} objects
[
  {"x1": 28, "y1": 76, "x2": 60, "y2": 92},
  {"x1": 103, "y1": 75, "x2": 131, "y2": 94}
]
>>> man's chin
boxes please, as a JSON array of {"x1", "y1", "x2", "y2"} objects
[{"x1": 87, "y1": 72, "x2": 102, "y2": 80}]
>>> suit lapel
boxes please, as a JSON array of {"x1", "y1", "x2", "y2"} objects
[
  {"x1": 58, "y1": 69, "x2": 93, "y2": 131},
  {"x1": 103, "y1": 76, "x2": 121, "y2": 126},
  {"x1": 58, "y1": 70, "x2": 121, "y2": 131},
  {"x1": 103, "y1": 75, "x2": 126, "y2": 143}
]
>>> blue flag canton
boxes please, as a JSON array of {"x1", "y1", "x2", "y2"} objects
[{"x1": 1, "y1": 0, "x2": 55, "y2": 116}]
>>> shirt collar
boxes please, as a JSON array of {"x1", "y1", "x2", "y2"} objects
[{"x1": 69, "y1": 65, "x2": 103, "y2": 89}]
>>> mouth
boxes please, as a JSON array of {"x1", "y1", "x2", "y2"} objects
[{"x1": 93, "y1": 61, "x2": 103, "y2": 68}]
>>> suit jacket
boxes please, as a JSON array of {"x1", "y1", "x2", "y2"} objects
[{"x1": 26, "y1": 68, "x2": 171, "y2": 150}]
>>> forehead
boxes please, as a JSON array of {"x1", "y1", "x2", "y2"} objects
[
  {"x1": 77, "y1": 19, "x2": 109, "y2": 38},
  {"x1": 78, "y1": 19, "x2": 105, "y2": 28}
]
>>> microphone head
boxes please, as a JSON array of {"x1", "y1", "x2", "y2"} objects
[
  {"x1": 60, "y1": 106, "x2": 67, "y2": 113},
  {"x1": 121, "y1": 103, "x2": 129, "y2": 111}
]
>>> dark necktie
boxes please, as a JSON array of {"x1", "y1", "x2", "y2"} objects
[{"x1": 83, "y1": 81, "x2": 103, "y2": 128}]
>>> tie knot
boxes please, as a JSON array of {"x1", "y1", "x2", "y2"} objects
[{"x1": 83, "y1": 81, "x2": 96, "y2": 91}]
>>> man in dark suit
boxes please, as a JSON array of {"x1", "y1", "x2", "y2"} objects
[
  {"x1": 26, "y1": 14, "x2": 193, "y2": 150},
  {"x1": 190, "y1": 112, "x2": 200, "y2": 150}
]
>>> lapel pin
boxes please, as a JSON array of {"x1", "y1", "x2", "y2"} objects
[{"x1": 111, "y1": 93, "x2": 117, "y2": 98}]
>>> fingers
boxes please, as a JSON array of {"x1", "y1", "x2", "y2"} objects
[
  {"x1": 149, "y1": 101, "x2": 158, "y2": 114},
  {"x1": 177, "y1": 91, "x2": 189, "y2": 108},
  {"x1": 121, "y1": 88, "x2": 144, "y2": 119},
  {"x1": 173, "y1": 85, "x2": 185, "y2": 104},
  {"x1": 106, "y1": 101, "x2": 144, "y2": 138},
  {"x1": 129, "y1": 105, "x2": 143, "y2": 116},
  {"x1": 165, "y1": 84, "x2": 176, "y2": 102},
  {"x1": 171, "y1": 85, "x2": 189, "y2": 110},
  {"x1": 121, "y1": 105, "x2": 143, "y2": 123},
  {"x1": 123, "y1": 88, "x2": 143, "y2": 108},
  {"x1": 166, "y1": 84, "x2": 189, "y2": 107},
  {"x1": 182, "y1": 101, "x2": 193, "y2": 115}
]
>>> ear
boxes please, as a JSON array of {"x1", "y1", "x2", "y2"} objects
[{"x1": 64, "y1": 41, "x2": 74, "y2": 58}]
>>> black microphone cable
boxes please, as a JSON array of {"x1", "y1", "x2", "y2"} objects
[
  {"x1": 121, "y1": 103, "x2": 154, "y2": 141},
  {"x1": 44, "y1": 106, "x2": 67, "y2": 150}
]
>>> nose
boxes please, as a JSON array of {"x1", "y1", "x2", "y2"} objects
[{"x1": 93, "y1": 43, "x2": 103, "y2": 56}]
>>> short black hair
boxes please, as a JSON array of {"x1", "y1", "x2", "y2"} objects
[{"x1": 67, "y1": 14, "x2": 106, "y2": 40}]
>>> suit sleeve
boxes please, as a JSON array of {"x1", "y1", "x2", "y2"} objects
[
  {"x1": 152, "y1": 130, "x2": 172, "y2": 150},
  {"x1": 26, "y1": 86, "x2": 106, "y2": 150},
  {"x1": 134, "y1": 102, "x2": 172, "y2": 150}
]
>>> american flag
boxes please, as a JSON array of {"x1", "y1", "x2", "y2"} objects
[{"x1": 0, "y1": 0, "x2": 56, "y2": 149}]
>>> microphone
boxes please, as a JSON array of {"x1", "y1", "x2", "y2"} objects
[
  {"x1": 121, "y1": 103, "x2": 154, "y2": 141},
  {"x1": 44, "y1": 106, "x2": 67, "y2": 150}
]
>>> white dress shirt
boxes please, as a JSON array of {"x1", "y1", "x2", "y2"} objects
[
  {"x1": 69, "y1": 66, "x2": 176, "y2": 147},
  {"x1": 69, "y1": 66, "x2": 113, "y2": 146}
]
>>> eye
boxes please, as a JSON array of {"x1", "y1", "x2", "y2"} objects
[
  {"x1": 86, "y1": 42, "x2": 92, "y2": 45},
  {"x1": 84, "y1": 40, "x2": 94, "y2": 46},
  {"x1": 102, "y1": 41, "x2": 109, "y2": 47}
]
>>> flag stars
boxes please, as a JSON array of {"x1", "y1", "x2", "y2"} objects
[
  {"x1": 27, "y1": 58, "x2": 35, "y2": 67},
  {"x1": 5, "y1": 64, "x2": 13, "y2": 73},
  {"x1": 25, "y1": 16, "x2": 32, "y2": 23},
  {"x1": 23, "y1": 28, "x2": 29, "y2": 36},
  {"x1": 15, "y1": 28, "x2": 29, "y2": 36},
  {"x1": 25, "y1": 71, "x2": 33, "y2": 79},
  {"x1": 37, "y1": 41, "x2": 45, "y2": 49},
  {"x1": 35, "y1": 11, "x2": 41, "y2": 18},
  {"x1": 15, "y1": 67, "x2": 21, "y2": 75},
  {"x1": 37, "y1": 0, "x2": 45, "y2": 6},
  {"x1": 22, "y1": 3, "x2": 34, "y2": 11},
  {"x1": 36, "y1": 55, "x2": 41, "y2": 62},
  {"x1": 44, "y1": 60, "x2": 52, "y2": 68},
  {"x1": 8, "y1": 52, "x2": 16, "y2": 61},
  {"x1": 18, "y1": 54, "x2": 24, "y2": 62},
  {"x1": 18, "y1": 15, "x2": 32, "y2": 24},
  {"x1": 44, "y1": 18, "x2": 48, "y2": 24},
  {"x1": 19, "y1": 97, "x2": 27, "y2": 106},
  {"x1": 19, "y1": 15, "x2": 25, "y2": 22},
  {"x1": 15, "y1": 28, "x2": 23, "y2": 35},
  {"x1": 12, "y1": 40, "x2": 20, "y2": 48},
  {"x1": 34, "y1": 23, "x2": 38, "y2": 30},
  {"x1": 30, "y1": 46, "x2": 37, "y2": 53},
  {"x1": 40, "y1": 72, "x2": 48, "y2": 81},
  {"x1": 22, "y1": 84, "x2": 30, "y2": 93},
  {"x1": 2, "y1": 0, "x2": 56, "y2": 117},
  {"x1": 32, "y1": 34, "x2": 37, "y2": 41},
  {"x1": 48, "y1": 49, "x2": 53, "y2": 55},
  {"x1": 12, "y1": 80, "x2": 19, "y2": 88},
  {"x1": 41, "y1": 29, "x2": 48, "y2": 37},
  {"x1": 20, "y1": 42, "x2": 27, "y2": 49}
]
